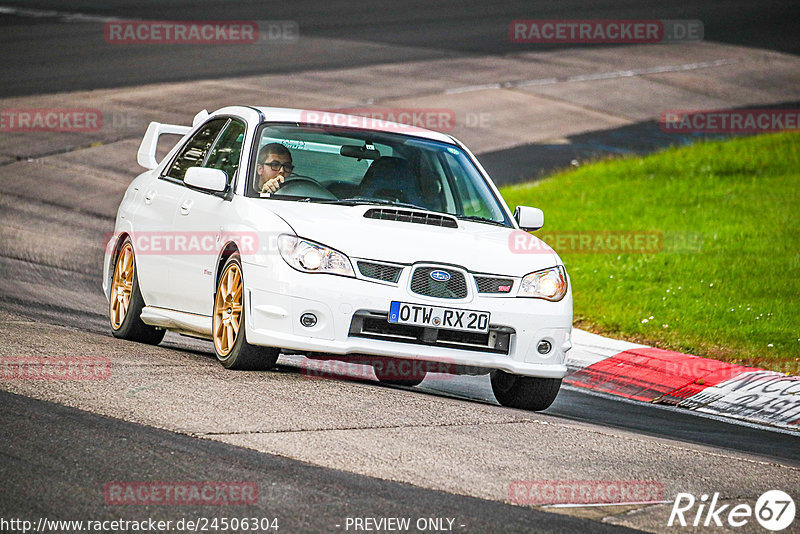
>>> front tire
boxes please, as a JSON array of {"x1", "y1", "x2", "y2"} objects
[
  {"x1": 213, "y1": 254, "x2": 279, "y2": 371},
  {"x1": 490, "y1": 370, "x2": 561, "y2": 411},
  {"x1": 109, "y1": 238, "x2": 165, "y2": 345}
]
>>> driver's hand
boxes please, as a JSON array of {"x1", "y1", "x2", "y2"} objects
[{"x1": 261, "y1": 175, "x2": 284, "y2": 194}]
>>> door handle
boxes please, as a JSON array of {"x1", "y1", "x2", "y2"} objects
[
  {"x1": 180, "y1": 199, "x2": 193, "y2": 215},
  {"x1": 144, "y1": 189, "x2": 156, "y2": 204}
]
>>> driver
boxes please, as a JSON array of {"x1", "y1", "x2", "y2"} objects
[{"x1": 255, "y1": 143, "x2": 294, "y2": 194}]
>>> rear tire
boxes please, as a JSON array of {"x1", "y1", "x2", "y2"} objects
[
  {"x1": 490, "y1": 370, "x2": 561, "y2": 411},
  {"x1": 213, "y1": 253, "x2": 279, "y2": 371},
  {"x1": 109, "y1": 238, "x2": 165, "y2": 345}
]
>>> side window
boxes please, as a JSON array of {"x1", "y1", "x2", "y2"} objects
[
  {"x1": 205, "y1": 119, "x2": 245, "y2": 184},
  {"x1": 165, "y1": 118, "x2": 228, "y2": 181}
]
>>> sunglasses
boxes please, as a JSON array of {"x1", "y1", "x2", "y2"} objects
[{"x1": 259, "y1": 160, "x2": 294, "y2": 173}]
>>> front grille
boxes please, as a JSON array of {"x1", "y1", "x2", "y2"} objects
[
  {"x1": 410, "y1": 267, "x2": 468, "y2": 299},
  {"x1": 349, "y1": 311, "x2": 513, "y2": 354},
  {"x1": 357, "y1": 261, "x2": 402, "y2": 283},
  {"x1": 475, "y1": 276, "x2": 514, "y2": 294},
  {"x1": 364, "y1": 208, "x2": 458, "y2": 228}
]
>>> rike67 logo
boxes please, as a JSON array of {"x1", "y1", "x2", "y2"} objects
[{"x1": 669, "y1": 490, "x2": 795, "y2": 531}]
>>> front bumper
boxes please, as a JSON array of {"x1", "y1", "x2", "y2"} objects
[{"x1": 241, "y1": 259, "x2": 572, "y2": 379}]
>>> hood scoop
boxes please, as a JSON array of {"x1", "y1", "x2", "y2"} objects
[{"x1": 363, "y1": 208, "x2": 458, "y2": 228}]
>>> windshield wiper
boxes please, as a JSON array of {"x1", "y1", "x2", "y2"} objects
[
  {"x1": 311, "y1": 198, "x2": 508, "y2": 227},
  {"x1": 320, "y1": 198, "x2": 433, "y2": 212},
  {"x1": 455, "y1": 215, "x2": 508, "y2": 227}
]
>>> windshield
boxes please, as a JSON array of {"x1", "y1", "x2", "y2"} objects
[{"x1": 249, "y1": 123, "x2": 511, "y2": 226}]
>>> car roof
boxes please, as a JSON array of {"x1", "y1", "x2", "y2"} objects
[{"x1": 246, "y1": 106, "x2": 457, "y2": 144}]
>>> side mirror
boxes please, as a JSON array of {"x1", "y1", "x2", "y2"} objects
[
  {"x1": 184, "y1": 167, "x2": 228, "y2": 192},
  {"x1": 514, "y1": 206, "x2": 544, "y2": 231}
]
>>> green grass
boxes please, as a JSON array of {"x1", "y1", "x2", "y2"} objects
[{"x1": 500, "y1": 132, "x2": 800, "y2": 373}]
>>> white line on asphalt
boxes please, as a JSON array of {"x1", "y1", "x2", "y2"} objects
[
  {"x1": 445, "y1": 58, "x2": 741, "y2": 94},
  {"x1": 0, "y1": 5, "x2": 130, "y2": 23},
  {"x1": 542, "y1": 500, "x2": 673, "y2": 508},
  {"x1": 445, "y1": 83, "x2": 503, "y2": 94}
]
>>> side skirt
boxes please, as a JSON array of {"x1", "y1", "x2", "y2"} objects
[{"x1": 140, "y1": 306, "x2": 213, "y2": 340}]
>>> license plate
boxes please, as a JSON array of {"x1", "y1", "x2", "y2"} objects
[{"x1": 388, "y1": 301, "x2": 490, "y2": 333}]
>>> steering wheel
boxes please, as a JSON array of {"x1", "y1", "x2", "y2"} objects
[{"x1": 274, "y1": 177, "x2": 337, "y2": 200}]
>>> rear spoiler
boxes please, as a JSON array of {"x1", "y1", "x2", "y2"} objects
[{"x1": 136, "y1": 110, "x2": 210, "y2": 170}]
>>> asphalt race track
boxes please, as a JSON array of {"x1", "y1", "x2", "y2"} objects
[
  {"x1": 0, "y1": 0, "x2": 799, "y2": 97},
  {"x1": 1, "y1": 2, "x2": 799, "y2": 533},
  {"x1": 0, "y1": 390, "x2": 642, "y2": 534}
]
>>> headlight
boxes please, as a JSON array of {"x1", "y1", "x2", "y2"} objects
[
  {"x1": 277, "y1": 235, "x2": 355, "y2": 277},
  {"x1": 518, "y1": 266, "x2": 568, "y2": 301}
]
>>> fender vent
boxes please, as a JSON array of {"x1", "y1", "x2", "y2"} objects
[{"x1": 364, "y1": 208, "x2": 458, "y2": 228}]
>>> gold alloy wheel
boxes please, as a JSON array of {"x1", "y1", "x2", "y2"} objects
[
  {"x1": 214, "y1": 262, "x2": 243, "y2": 357},
  {"x1": 110, "y1": 243, "x2": 134, "y2": 329}
]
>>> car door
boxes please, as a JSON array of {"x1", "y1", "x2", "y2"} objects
[
  {"x1": 128, "y1": 173, "x2": 186, "y2": 308},
  {"x1": 168, "y1": 118, "x2": 247, "y2": 316},
  {"x1": 132, "y1": 117, "x2": 229, "y2": 308}
]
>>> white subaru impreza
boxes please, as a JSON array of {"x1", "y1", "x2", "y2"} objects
[{"x1": 103, "y1": 106, "x2": 572, "y2": 410}]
